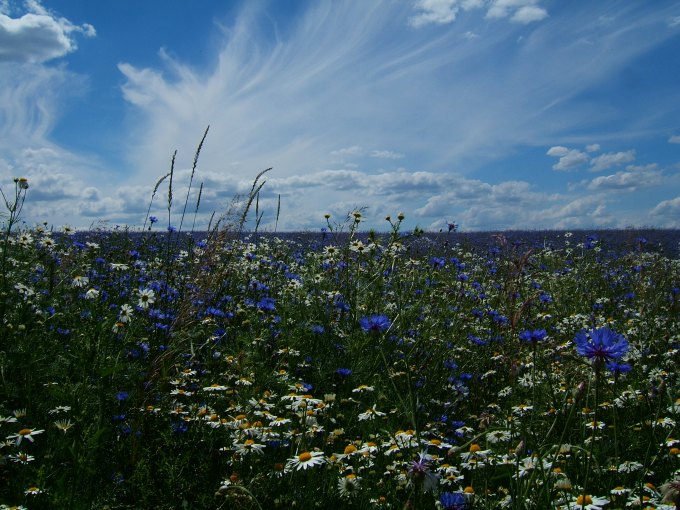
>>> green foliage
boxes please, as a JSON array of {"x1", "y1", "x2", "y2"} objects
[{"x1": 0, "y1": 178, "x2": 680, "y2": 508}]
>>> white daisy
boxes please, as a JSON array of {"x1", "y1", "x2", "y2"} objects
[{"x1": 285, "y1": 450, "x2": 326, "y2": 472}]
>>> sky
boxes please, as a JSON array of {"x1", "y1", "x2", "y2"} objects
[{"x1": 1, "y1": 0, "x2": 680, "y2": 232}]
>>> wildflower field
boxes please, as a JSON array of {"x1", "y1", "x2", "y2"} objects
[{"x1": 2, "y1": 177, "x2": 680, "y2": 509}]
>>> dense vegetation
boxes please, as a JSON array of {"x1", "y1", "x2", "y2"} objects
[{"x1": 1, "y1": 176, "x2": 680, "y2": 509}]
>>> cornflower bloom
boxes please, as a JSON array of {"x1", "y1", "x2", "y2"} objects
[
  {"x1": 574, "y1": 327, "x2": 629, "y2": 368},
  {"x1": 408, "y1": 452, "x2": 440, "y2": 492},
  {"x1": 440, "y1": 491, "x2": 468, "y2": 510},
  {"x1": 519, "y1": 329, "x2": 548, "y2": 343},
  {"x1": 359, "y1": 314, "x2": 391, "y2": 333}
]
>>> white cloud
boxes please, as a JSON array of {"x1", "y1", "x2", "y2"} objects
[
  {"x1": 589, "y1": 150, "x2": 635, "y2": 171},
  {"x1": 546, "y1": 146, "x2": 568, "y2": 157},
  {"x1": 546, "y1": 146, "x2": 589, "y2": 171},
  {"x1": 511, "y1": 5, "x2": 548, "y2": 24},
  {"x1": 650, "y1": 196, "x2": 680, "y2": 227},
  {"x1": 486, "y1": 0, "x2": 547, "y2": 23},
  {"x1": 409, "y1": 0, "x2": 546, "y2": 28},
  {"x1": 586, "y1": 143, "x2": 600, "y2": 152},
  {"x1": 370, "y1": 150, "x2": 405, "y2": 159},
  {"x1": 409, "y1": 0, "x2": 460, "y2": 28},
  {"x1": 0, "y1": 0, "x2": 94, "y2": 63},
  {"x1": 669, "y1": 15, "x2": 680, "y2": 28},
  {"x1": 669, "y1": 135, "x2": 680, "y2": 144},
  {"x1": 587, "y1": 168, "x2": 662, "y2": 192},
  {"x1": 330, "y1": 146, "x2": 365, "y2": 158}
]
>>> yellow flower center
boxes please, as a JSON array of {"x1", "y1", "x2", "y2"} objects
[
  {"x1": 18, "y1": 428, "x2": 32, "y2": 436},
  {"x1": 244, "y1": 439, "x2": 255, "y2": 447},
  {"x1": 298, "y1": 451, "x2": 312, "y2": 462},
  {"x1": 576, "y1": 495, "x2": 593, "y2": 505},
  {"x1": 464, "y1": 486, "x2": 475, "y2": 494},
  {"x1": 469, "y1": 443, "x2": 481, "y2": 453},
  {"x1": 344, "y1": 445, "x2": 357, "y2": 455}
]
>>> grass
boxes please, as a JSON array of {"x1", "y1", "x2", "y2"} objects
[{"x1": 0, "y1": 168, "x2": 679, "y2": 509}]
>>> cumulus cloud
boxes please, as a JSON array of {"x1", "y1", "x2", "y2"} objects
[
  {"x1": 589, "y1": 150, "x2": 635, "y2": 171},
  {"x1": 586, "y1": 144, "x2": 600, "y2": 152},
  {"x1": 651, "y1": 196, "x2": 680, "y2": 218},
  {"x1": 546, "y1": 146, "x2": 589, "y2": 171},
  {"x1": 409, "y1": 0, "x2": 546, "y2": 28},
  {"x1": 511, "y1": 5, "x2": 549, "y2": 24},
  {"x1": 669, "y1": 135, "x2": 680, "y2": 144},
  {"x1": 0, "y1": 0, "x2": 94, "y2": 63},
  {"x1": 486, "y1": 0, "x2": 548, "y2": 23},
  {"x1": 409, "y1": 0, "x2": 461, "y2": 27},
  {"x1": 587, "y1": 167, "x2": 662, "y2": 192}
]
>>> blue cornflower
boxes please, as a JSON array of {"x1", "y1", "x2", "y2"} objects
[
  {"x1": 574, "y1": 327, "x2": 629, "y2": 367},
  {"x1": 256, "y1": 297, "x2": 276, "y2": 311},
  {"x1": 606, "y1": 361, "x2": 632, "y2": 375},
  {"x1": 440, "y1": 491, "x2": 468, "y2": 510},
  {"x1": 336, "y1": 368, "x2": 352, "y2": 377},
  {"x1": 115, "y1": 391, "x2": 129, "y2": 401},
  {"x1": 359, "y1": 314, "x2": 391, "y2": 333},
  {"x1": 519, "y1": 329, "x2": 547, "y2": 343},
  {"x1": 149, "y1": 216, "x2": 158, "y2": 224}
]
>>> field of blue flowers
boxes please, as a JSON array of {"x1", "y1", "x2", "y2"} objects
[{"x1": 1, "y1": 175, "x2": 680, "y2": 509}]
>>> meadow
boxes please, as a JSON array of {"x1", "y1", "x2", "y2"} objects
[{"x1": 1, "y1": 173, "x2": 680, "y2": 509}]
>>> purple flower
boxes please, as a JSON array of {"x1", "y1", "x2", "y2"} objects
[
  {"x1": 519, "y1": 329, "x2": 547, "y2": 343},
  {"x1": 606, "y1": 361, "x2": 632, "y2": 375},
  {"x1": 359, "y1": 314, "x2": 391, "y2": 333},
  {"x1": 574, "y1": 327, "x2": 629, "y2": 366},
  {"x1": 408, "y1": 452, "x2": 440, "y2": 492},
  {"x1": 440, "y1": 491, "x2": 468, "y2": 510}
]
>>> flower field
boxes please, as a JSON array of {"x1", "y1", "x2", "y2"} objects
[{"x1": 1, "y1": 179, "x2": 680, "y2": 509}]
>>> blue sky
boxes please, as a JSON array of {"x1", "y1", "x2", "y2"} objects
[{"x1": 1, "y1": 0, "x2": 680, "y2": 232}]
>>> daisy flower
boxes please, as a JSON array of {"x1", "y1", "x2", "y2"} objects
[
  {"x1": 6, "y1": 428, "x2": 45, "y2": 446},
  {"x1": 8, "y1": 452, "x2": 35, "y2": 464},
  {"x1": 566, "y1": 494, "x2": 609, "y2": 509},
  {"x1": 285, "y1": 450, "x2": 326, "y2": 472},
  {"x1": 137, "y1": 288, "x2": 156, "y2": 309},
  {"x1": 338, "y1": 473, "x2": 361, "y2": 499},
  {"x1": 233, "y1": 439, "x2": 266, "y2": 456},
  {"x1": 54, "y1": 419, "x2": 74, "y2": 433},
  {"x1": 118, "y1": 304, "x2": 134, "y2": 323},
  {"x1": 358, "y1": 406, "x2": 386, "y2": 421}
]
